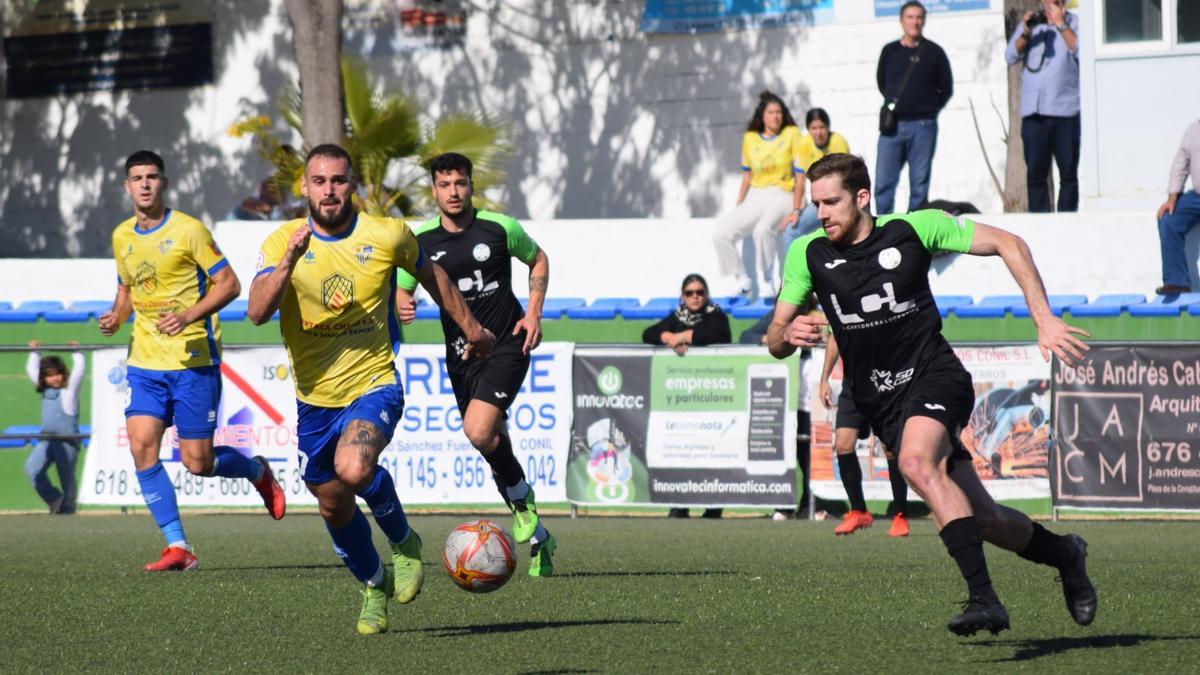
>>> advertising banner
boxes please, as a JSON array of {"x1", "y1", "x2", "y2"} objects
[
  {"x1": 640, "y1": 0, "x2": 833, "y2": 34},
  {"x1": 81, "y1": 344, "x2": 572, "y2": 507},
  {"x1": 2, "y1": 0, "x2": 214, "y2": 97},
  {"x1": 1052, "y1": 345, "x2": 1200, "y2": 511},
  {"x1": 343, "y1": 0, "x2": 467, "y2": 55},
  {"x1": 568, "y1": 346, "x2": 797, "y2": 508},
  {"x1": 810, "y1": 344, "x2": 1051, "y2": 502},
  {"x1": 874, "y1": 0, "x2": 990, "y2": 18}
]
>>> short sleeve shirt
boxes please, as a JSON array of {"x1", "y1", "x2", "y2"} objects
[{"x1": 741, "y1": 126, "x2": 803, "y2": 192}]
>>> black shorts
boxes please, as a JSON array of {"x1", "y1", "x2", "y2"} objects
[
  {"x1": 448, "y1": 335, "x2": 530, "y2": 416},
  {"x1": 869, "y1": 364, "x2": 974, "y2": 466},
  {"x1": 835, "y1": 385, "x2": 871, "y2": 439}
]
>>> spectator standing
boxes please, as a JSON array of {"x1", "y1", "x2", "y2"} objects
[
  {"x1": 1005, "y1": 0, "x2": 1081, "y2": 213},
  {"x1": 1155, "y1": 119, "x2": 1200, "y2": 294},
  {"x1": 643, "y1": 274, "x2": 731, "y2": 519},
  {"x1": 875, "y1": 1, "x2": 953, "y2": 216},
  {"x1": 713, "y1": 91, "x2": 804, "y2": 298},
  {"x1": 780, "y1": 108, "x2": 851, "y2": 263},
  {"x1": 24, "y1": 341, "x2": 85, "y2": 514}
]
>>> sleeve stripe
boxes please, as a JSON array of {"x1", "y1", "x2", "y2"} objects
[
  {"x1": 254, "y1": 266, "x2": 275, "y2": 278},
  {"x1": 206, "y1": 258, "x2": 229, "y2": 277}
]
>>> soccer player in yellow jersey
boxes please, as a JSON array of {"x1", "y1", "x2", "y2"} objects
[
  {"x1": 99, "y1": 151, "x2": 286, "y2": 573},
  {"x1": 248, "y1": 144, "x2": 494, "y2": 635}
]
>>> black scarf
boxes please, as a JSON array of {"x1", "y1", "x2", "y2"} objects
[{"x1": 674, "y1": 301, "x2": 717, "y2": 327}]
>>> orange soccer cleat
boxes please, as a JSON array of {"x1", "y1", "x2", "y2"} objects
[
  {"x1": 253, "y1": 456, "x2": 286, "y2": 520},
  {"x1": 889, "y1": 513, "x2": 910, "y2": 538},
  {"x1": 834, "y1": 510, "x2": 874, "y2": 535},
  {"x1": 144, "y1": 545, "x2": 199, "y2": 572}
]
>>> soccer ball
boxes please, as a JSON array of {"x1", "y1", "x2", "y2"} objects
[{"x1": 442, "y1": 519, "x2": 517, "y2": 593}]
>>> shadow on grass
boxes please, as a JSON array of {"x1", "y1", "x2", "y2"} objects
[
  {"x1": 403, "y1": 618, "x2": 679, "y2": 638},
  {"x1": 556, "y1": 570, "x2": 738, "y2": 579},
  {"x1": 204, "y1": 563, "x2": 344, "y2": 572},
  {"x1": 974, "y1": 633, "x2": 1200, "y2": 661}
]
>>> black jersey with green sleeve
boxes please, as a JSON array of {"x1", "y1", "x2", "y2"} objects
[
  {"x1": 396, "y1": 209, "x2": 539, "y2": 367},
  {"x1": 779, "y1": 209, "x2": 976, "y2": 410}
]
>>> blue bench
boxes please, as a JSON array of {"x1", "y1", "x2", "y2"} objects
[
  {"x1": 1127, "y1": 292, "x2": 1200, "y2": 317},
  {"x1": 565, "y1": 297, "x2": 641, "y2": 320},
  {"x1": 1012, "y1": 294, "x2": 1090, "y2": 318},
  {"x1": 620, "y1": 297, "x2": 678, "y2": 320},
  {"x1": 934, "y1": 295, "x2": 974, "y2": 318},
  {"x1": 218, "y1": 299, "x2": 249, "y2": 322},
  {"x1": 954, "y1": 295, "x2": 1024, "y2": 319},
  {"x1": 414, "y1": 299, "x2": 441, "y2": 320},
  {"x1": 1067, "y1": 294, "x2": 1146, "y2": 317},
  {"x1": 1, "y1": 424, "x2": 42, "y2": 448},
  {"x1": 0, "y1": 300, "x2": 63, "y2": 323},
  {"x1": 731, "y1": 298, "x2": 775, "y2": 320}
]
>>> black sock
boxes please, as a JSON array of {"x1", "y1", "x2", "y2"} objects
[
  {"x1": 1017, "y1": 521, "x2": 1070, "y2": 568},
  {"x1": 940, "y1": 517, "x2": 998, "y2": 602},
  {"x1": 837, "y1": 453, "x2": 866, "y2": 511},
  {"x1": 887, "y1": 457, "x2": 908, "y2": 514},
  {"x1": 484, "y1": 434, "x2": 526, "y2": 503}
]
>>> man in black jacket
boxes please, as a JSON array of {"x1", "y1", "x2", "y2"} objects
[{"x1": 875, "y1": 1, "x2": 952, "y2": 215}]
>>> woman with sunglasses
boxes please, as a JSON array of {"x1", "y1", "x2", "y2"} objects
[{"x1": 642, "y1": 274, "x2": 732, "y2": 519}]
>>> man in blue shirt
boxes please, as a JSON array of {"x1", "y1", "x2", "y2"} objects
[{"x1": 1005, "y1": 0, "x2": 1080, "y2": 213}]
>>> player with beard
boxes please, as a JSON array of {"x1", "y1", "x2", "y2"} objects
[
  {"x1": 249, "y1": 144, "x2": 494, "y2": 634},
  {"x1": 395, "y1": 152, "x2": 556, "y2": 576},
  {"x1": 101, "y1": 150, "x2": 285, "y2": 572},
  {"x1": 767, "y1": 153, "x2": 1096, "y2": 636}
]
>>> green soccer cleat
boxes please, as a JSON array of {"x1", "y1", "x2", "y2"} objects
[
  {"x1": 528, "y1": 532, "x2": 556, "y2": 578},
  {"x1": 510, "y1": 488, "x2": 540, "y2": 544},
  {"x1": 356, "y1": 567, "x2": 393, "y2": 635},
  {"x1": 391, "y1": 530, "x2": 424, "y2": 604}
]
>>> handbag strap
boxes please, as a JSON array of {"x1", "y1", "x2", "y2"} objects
[{"x1": 889, "y1": 41, "x2": 924, "y2": 107}]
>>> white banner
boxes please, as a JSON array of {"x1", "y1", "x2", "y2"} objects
[
  {"x1": 809, "y1": 344, "x2": 1052, "y2": 503},
  {"x1": 81, "y1": 344, "x2": 573, "y2": 507}
]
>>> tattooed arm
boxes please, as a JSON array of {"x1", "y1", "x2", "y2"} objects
[{"x1": 514, "y1": 247, "x2": 549, "y2": 354}]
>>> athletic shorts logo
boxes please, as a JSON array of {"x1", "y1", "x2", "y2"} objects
[
  {"x1": 494, "y1": 392, "x2": 509, "y2": 399},
  {"x1": 134, "y1": 262, "x2": 157, "y2": 293},
  {"x1": 869, "y1": 367, "x2": 913, "y2": 393},
  {"x1": 472, "y1": 243, "x2": 491, "y2": 261},
  {"x1": 380, "y1": 410, "x2": 390, "y2": 424},
  {"x1": 878, "y1": 247, "x2": 902, "y2": 270},
  {"x1": 321, "y1": 273, "x2": 355, "y2": 315},
  {"x1": 207, "y1": 409, "x2": 217, "y2": 422},
  {"x1": 825, "y1": 259, "x2": 848, "y2": 269},
  {"x1": 924, "y1": 403, "x2": 946, "y2": 411},
  {"x1": 596, "y1": 366, "x2": 623, "y2": 395}
]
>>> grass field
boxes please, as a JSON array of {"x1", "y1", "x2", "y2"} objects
[{"x1": 3, "y1": 513, "x2": 1198, "y2": 673}]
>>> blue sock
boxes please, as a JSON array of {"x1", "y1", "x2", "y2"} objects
[
  {"x1": 356, "y1": 467, "x2": 411, "y2": 545},
  {"x1": 135, "y1": 462, "x2": 186, "y2": 547},
  {"x1": 211, "y1": 446, "x2": 262, "y2": 481},
  {"x1": 326, "y1": 509, "x2": 382, "y2": 584}
]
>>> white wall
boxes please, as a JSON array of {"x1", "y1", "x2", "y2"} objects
[
  {"x1": 0, "y1": 0, "x2": 1012, "y2": 258},
  {"x1": 6, "y1": 212, "x2": 1193, "y2": 305}
]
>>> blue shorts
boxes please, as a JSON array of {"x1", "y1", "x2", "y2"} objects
[
  {"x1": 296, "y1": 384, "x2": 405, "y2": 485},
  {"x1": 126, "y1": 365, "x2": 221, "y2": 440}
]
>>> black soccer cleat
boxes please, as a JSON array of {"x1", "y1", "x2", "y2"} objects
[
  {"x1": 947, "y1": 597, "x2": 1010, "y2": 637},
  {"x1": 1059, "y1": 534, "x2": 1097, "y2": 626}
]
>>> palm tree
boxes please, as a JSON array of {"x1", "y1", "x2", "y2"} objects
[{"x1": 229, "y1": 56, "x2": 512, "y2": 217}]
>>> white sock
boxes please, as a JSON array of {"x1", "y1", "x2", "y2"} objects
[
  {"x1": 505, "y1": 480, "x2": 531, "y2": 503},
  {"x1": 366, "y1": 562, "x2": 385, "y2": 588},
  {"x1": 167, "y1": 541, "x2": 191, "y2": 552},
  {"x1": 530, "y1": 523, "x2": 549, "y2": 545}
]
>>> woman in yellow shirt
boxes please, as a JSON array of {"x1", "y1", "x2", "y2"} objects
[
  {"x1": 780, "y1": 108, "x2": 852, "y2": 264},
  {"x1": 712, "y1": 91, "x2": 803, "y2": 298}
]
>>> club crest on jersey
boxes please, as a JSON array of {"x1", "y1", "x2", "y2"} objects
[
  {"x1": 158, "y1": 239, "x2": 174, "y2": 254},
  {"x1": 321, "y1": 273, "x2": 355, "y2": 315},
  {"x1": 878, "y1": 247, "x2": 901, "y2": 270},
  {"x1": 355, "y1": 245, "x2": 374, "y2": 265},
  {"x1": 472, "y1": 243, "x2": 491, "y2": 262},
  {"x1": 135, "y1": 262, "x2": 157, "y2": 293}
]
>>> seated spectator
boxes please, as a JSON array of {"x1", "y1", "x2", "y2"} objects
[
  {"x1": 643, "y1": 274, "x2": 731, "y2": 518},
  {"x1": 780, "y1": 108, "x2": 851, "y2": 265},
  {"x1": 227, "y1": 178, "x2": 289, "y2": 221},
  {"x1": 642, "y1": 274, "x2": 732, "y2": 356},
  {"x1": 1156, "y1": 118, "x2": 1200, "y2": 295}
]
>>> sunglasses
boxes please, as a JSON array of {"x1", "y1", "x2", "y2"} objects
[{"x1": 682, "y1": 289, "x2": 707, "y2": 298}]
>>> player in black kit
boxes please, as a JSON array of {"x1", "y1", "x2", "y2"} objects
[
  {"x1": 767, "y1": 153, "x2": 1095, "y2": 636},
  {"x1": 396, "y1": 153, "x2": 555, "y2": 576}
]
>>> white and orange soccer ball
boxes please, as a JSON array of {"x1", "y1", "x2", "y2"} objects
[{"x1": 442, "y1": 519, "x2": 517, "y2": 593}]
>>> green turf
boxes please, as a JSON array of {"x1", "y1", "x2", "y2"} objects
[{"x1": 1, "y1": 513, "x2": 1196, "y2": 672}]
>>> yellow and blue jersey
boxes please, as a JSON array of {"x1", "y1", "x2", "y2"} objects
[
  {"x1": 741, "y1": 126, "x2": 802, "y2": 191},
  {"x1": 111, "y1": 209, "x2": 227, "y2": 370},
  {"x1": 796, "y1": 131, "x2": 851, "y2": 175},
  {"x1": 256, "y1": 213, "x2": 424, "y2": 408}
]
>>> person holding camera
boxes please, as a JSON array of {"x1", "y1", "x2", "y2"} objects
[
  {"x1": 874, "y1": 1, "x2": 953, "y2": 216},
  {"x1": 1005, "y1": 0, "x2": 1080, "y2": 213}
]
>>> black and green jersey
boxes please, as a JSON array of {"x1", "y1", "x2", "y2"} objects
[
  {"x1": 396, "y1": 209, "x2": 540, "y2": 367},
  {"x1": 779, "y1": 209, "x2": 975, "y2": 411}
]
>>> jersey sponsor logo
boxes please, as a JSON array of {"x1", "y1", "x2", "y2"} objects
[
  {"x1": 472, "y1": 243, "x2": 491, "y2": 262},
  {"x1": 452, "y1": 335, "x2": 467, "y2": 358},
  {"x1": 877, "y1": 247, "x2": 902, "y2": 270},
  {"x1": 134, "y1": 262, "x2": 157, "y2": 293},
  {"x1": 429, "y1": 251, "x2": 448, "y2": 261},
  {"x1": 321, "y1": 273, "x2": 355, "y2": 315},
  {"x1": 870, "y1": 367, "x2": 913, "y2": 393},
  {"x1": 824, "y1": 259, "x2": 848, "y2": 269},
  {"x1": 158, "y1": 239, "x2": 174, "y2": 254},
  {"x1": 830, "y1": 282, "x2": 916, "y2": 325},
  {"x1": 457, "y1": 269, "x2": 499, "y2": 295},
  {"x1": 355, "y1": 245, "x2": 374, "y2": 265},
  {"x1": 924, "y1": 403, "x2": 946, "y2": 411}
]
